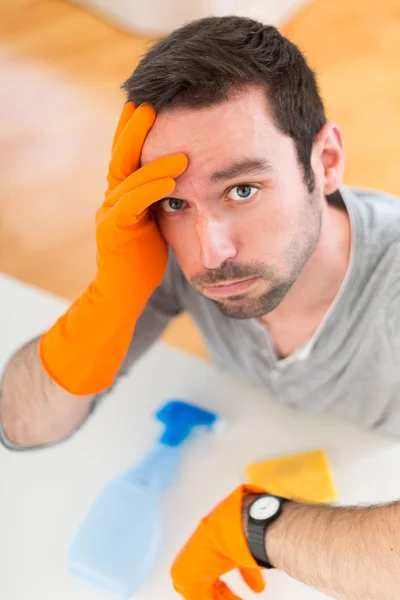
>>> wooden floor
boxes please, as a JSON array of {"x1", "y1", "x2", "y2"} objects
[{"x1": 1, "y1": 0, "x2": 399, "y2": 360}]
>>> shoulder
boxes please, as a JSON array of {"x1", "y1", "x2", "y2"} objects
[
  {"x1": 163, "y1": 248, "x2": 186, "y2": 291},
  {"x1": 144, "y1": 249, "x2": 187, "y2": 314},
  {"x1": 345, "y1": 186, "x2": 400, "y2": 240},
  {"x1": 348, "y1": 185, "x2": 400, "y2": 210},
  {"x1": 383, "y1": 247, "x2": 400, "y2": 363}
]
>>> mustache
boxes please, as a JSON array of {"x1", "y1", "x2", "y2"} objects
[{"x1": 190, "y1": 260, "x2": 271, "y2": 287}]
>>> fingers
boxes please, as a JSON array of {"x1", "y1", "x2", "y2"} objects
[
  {"x1": 171, "y1": 580, "x2": 241, "y2": 600},
  {"x1": 238, "y1": 567, "x2": 266, "y2": 593},
  {"x1": 113, "y1": 178, "x2": 176, "y2": 228},
  {"x1": 111, "y1": 102, "x2": 136, "y2": 151},
  {"x1": 105, "y1": 153, "x2": 188, "y2": 207},
  {"x1": 211, "y1": 580, "x2": 243, "y2": 599},
  {"x1": 172, "y1": 567, "x2": 264, "y2": 599},
  {"x1": 108, "y1": 104, "x2": 157, "y2": 187}
]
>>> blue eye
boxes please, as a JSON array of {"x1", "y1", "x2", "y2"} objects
[
  {"x1": 227, "y1": 185, "x2": 258, "y2": 202},
  {"x1": 159, "y1": 198, "x2": 187, "y2": 213}
]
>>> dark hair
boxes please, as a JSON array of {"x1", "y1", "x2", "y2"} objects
[{"x1": 122, "y1": 16, "x2": 326, "y2": 191}]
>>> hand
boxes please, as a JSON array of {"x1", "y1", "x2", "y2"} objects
[
  {"x1": 95, "y1": 102, "x2": 188, "y2": 305},
  {"x1": 40, "y1": 102, "x2": 188, "y2": 395},
  {"x1": 171, "y1": 485, "x2": 267, "y2": 599}
]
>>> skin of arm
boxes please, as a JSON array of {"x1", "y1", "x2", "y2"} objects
[
  {"x1": 0, "y1": 337, "x2": 95, "y2": 448},
  {"x1": 242, "y1": 494, "x2": 400, "y2": 600}
]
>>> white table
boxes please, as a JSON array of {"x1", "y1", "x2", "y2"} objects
[{"x1": 1, "y1": 272, "x2": 400, "y2": 600}]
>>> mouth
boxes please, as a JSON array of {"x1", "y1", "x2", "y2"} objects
[{"x1": 203, "y1": 277, "x2": 260, "y2": 298}]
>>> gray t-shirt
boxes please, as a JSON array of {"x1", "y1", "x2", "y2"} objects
[
  {"x1": 121, "y1": 185, "x2": 400, "y2": 437},
  {"x1": 2, "y1": 185, "x2": 400, "y2": 450}
]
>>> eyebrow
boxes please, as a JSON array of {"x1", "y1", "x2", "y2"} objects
[{"x1": 208, "y1": 157, "x2": 275, "y2": 183}]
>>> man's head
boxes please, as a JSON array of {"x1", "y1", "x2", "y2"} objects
[{"x1": 122, "y1": 16, "x2": 344, "y2": 318}]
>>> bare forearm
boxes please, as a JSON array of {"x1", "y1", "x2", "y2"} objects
[
  {"x1": 266, "y1": 500, "x2": 400, "y2": 600},
  {"x1": 0, "y1": 337, "x2": 95, "y2": 447}
]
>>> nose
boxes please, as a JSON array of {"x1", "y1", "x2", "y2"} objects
[{"x1": 195, "y1": 215, "x2": 237, "y2": 270}]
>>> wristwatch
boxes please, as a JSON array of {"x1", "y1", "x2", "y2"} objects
[{"x1": 246, "y1": 494, "x2": 288, "y2": 568}]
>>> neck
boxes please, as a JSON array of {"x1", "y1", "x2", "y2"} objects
[{"x1": 261, "y1": 199, "x2": 351, "y2": 327}]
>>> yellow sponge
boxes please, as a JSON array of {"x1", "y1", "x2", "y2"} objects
[{"x1": 246, "y1": 449, "x2": 338, "y2": 504}]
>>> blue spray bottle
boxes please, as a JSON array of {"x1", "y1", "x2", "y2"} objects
[{"x1": 68, "y1": 400, "x2": 218, "y2": 598}]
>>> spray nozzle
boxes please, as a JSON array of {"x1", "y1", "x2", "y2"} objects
[{"x1": 155, "y1": 400, "x2": 218, "y2": 447}]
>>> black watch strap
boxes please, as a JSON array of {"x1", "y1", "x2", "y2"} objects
[
  {"x1": 247, "y1": 518, "x2": 274, "y2": 568},
  {"x1": 247, "y1": 496, "x2": 288, "y2": 569}
]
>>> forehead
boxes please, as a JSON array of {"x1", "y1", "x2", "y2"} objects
[{"x1": 140, "y1": 88, "x2": 282, "y2": 171}]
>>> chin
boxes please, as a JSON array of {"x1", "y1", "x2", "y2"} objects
[
  {"x1": 211, "y1": 297, "x2": 275, "y2": 320},
  {"x1": 211, "y1": 285, "x2": 291, "y2": 319}
]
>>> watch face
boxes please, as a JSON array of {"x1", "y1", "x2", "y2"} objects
[{"x1": 249, "y1": 496, "x2": 281, "y2": 521}]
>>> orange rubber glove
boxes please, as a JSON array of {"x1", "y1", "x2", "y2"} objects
[
  {"x1": 39, "y1": 102, "x2": 188, "y2": 395},
  {"x1": 171, "y1": 485, "x2": 268, "y2": 599}
]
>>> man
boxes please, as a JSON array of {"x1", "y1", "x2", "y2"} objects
[{"x1": 1, "y1": 15, "x2": 400, "y2": 600}]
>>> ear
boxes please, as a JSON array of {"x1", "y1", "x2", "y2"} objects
[{"x1": 311, "y1": 122, "x2": 345, "y2": 195}]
